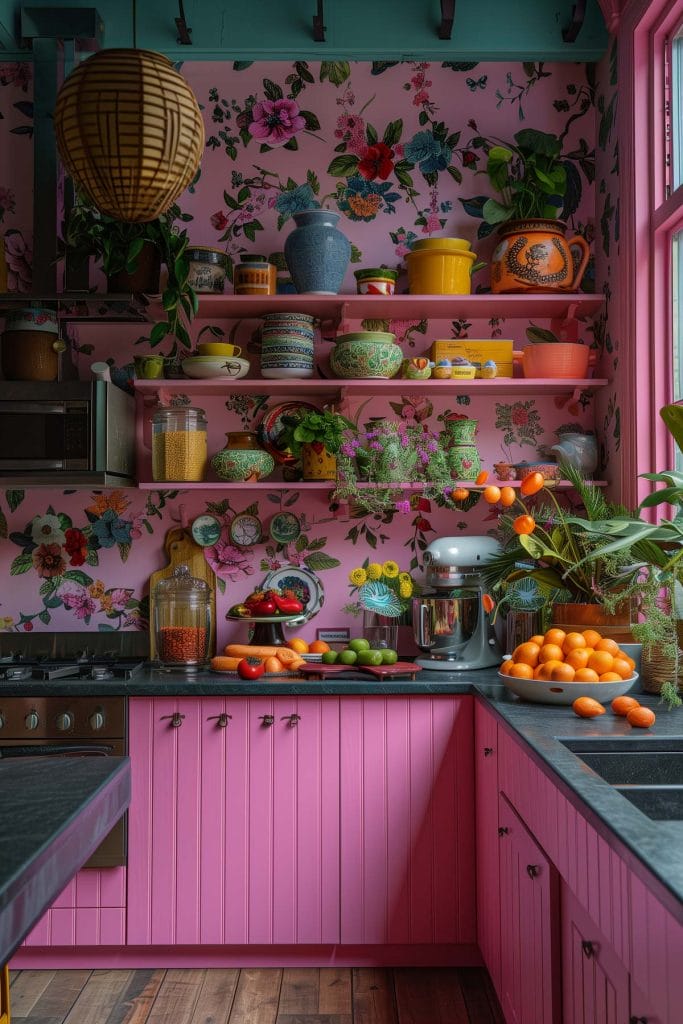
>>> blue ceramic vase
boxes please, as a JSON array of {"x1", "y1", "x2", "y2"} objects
[{"x1": 284, "y1": 209, "x2": 351, "y2": 295}]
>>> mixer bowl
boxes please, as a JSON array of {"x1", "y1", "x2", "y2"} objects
[{"x1": 412, "y1": 592, "x2": 481, "y2": 657}]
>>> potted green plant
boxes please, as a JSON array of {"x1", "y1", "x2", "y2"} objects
[
  {"x1": 279, "y1": 409, "x2": 356, "y2": 481},
  {"x1": 63, "y1": 198, "x2": 198, "y2": 358},
  {"x1": 468, "y1": 128, "x2": 590, "y2": 293}
]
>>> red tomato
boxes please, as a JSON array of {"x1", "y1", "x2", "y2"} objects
[{"x1": 237, "y1": 658, "x2": 265, "y2": 680}]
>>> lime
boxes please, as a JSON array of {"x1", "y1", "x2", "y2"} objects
[
  {"x1": 357, "y1": 649, "x2": 384, "y2": 666},
  {"x1": 322, "y1": 650, "x2": 339, "y2": 664},
  {"x1": 339, "y1": 649, "x2": 358, "y2": 665},
  {"x1": 380, "y1": 649, "x2": 398, "y2": 664},
  {"x1": 348, "y1": 638, "x2": 371, "y2": 652}
]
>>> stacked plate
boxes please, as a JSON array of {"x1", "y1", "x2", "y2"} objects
[{"x1": 260, "y1": 311, "x2": 316, "y2": 379}]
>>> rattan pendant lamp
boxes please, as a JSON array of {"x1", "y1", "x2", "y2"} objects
[{"x1": 54, "y1": 48, "x2": 204, "y2": 222}]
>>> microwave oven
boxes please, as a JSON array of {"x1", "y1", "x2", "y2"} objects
[{"x1": 0, "y1": 381, "x2": 135, "y2": 485}]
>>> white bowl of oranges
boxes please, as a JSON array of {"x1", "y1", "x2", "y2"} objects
[{"x1": 498, "y1": 627, "x2": 638, "y2": 705}]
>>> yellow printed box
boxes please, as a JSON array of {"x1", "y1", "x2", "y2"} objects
[{"x1": 430, "y1": 339, "x2": 514, "y2": 377}]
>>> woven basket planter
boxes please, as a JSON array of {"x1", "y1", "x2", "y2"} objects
[
  {"x1": 54, "y1": 49, "x2": 204, "y2": 222},
  {"x1": 640, "y1": 620, "x2": 683, "y2": 694}
]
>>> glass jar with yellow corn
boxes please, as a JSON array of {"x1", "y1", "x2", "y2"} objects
[{"x1": 152, "y1": 406, "x2": 208, "y2": 482}]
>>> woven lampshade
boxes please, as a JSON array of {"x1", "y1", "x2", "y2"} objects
[{"x1": 54, "y1": 48, "x2": 204, "y2": 222}]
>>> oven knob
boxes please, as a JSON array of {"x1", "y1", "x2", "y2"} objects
[
  {"x1": 56, "y1": 712, "x2": 74, "y2": 732},
  {"x1": 89, "y1": 710, "x2": 105, "y2": 731},
  {"x1": 25, "y1": 710, "x2": 39, "y2": 731}
]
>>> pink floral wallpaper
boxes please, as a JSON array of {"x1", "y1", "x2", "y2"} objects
[{"x1": 0, "y1": 58, "x2": 607, "y2": 646}]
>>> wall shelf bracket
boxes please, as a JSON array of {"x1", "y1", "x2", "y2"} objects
[
  {"x1": 438, "y1": 0, "x2": 455, "y2": 40},
  {"x1": 313, "y1": 0, "x2": 325, "y2": 42},
  {"x1": 562, "y1": 0, "x2": 586, "y2": 43},
  {"x1": 175, "y1": 0, "x2": 192, "y2": 44}
]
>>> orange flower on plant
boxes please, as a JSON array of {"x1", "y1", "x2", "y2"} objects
[
  {"x1": 475, "y1": 470, "x2": 489, "y2": 485},
  {"x1": 483, "y1": 485, "x2": 501, "y2": 504},
  {"x1": 513, "y1": 514, "x2": 536, "y2": 535},
  {"x1": 520, "y1": 471, "x2": 544, "y2": 496},
  {"x1": 86, "y1": 489, "x2": 130, "y2": 517}
]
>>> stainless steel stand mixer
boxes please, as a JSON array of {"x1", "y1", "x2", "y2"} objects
[{"x1": 412, "y1": 536, "x2": 502, "y2": 671}]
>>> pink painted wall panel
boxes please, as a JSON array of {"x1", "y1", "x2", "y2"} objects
[
  {"x1": 474, "y1": 702, "x2": 501, "y2": 996},
  {"x1": 340, "y1": 695, "x2": 474, "y2": 946}
]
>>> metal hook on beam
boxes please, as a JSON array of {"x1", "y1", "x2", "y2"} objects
[
  {"x1": 313, "y1": 0, "x2": 325, "y2": 42},
  {"x1": 175, "y1": 0, "x2": 193, "y2": 45},
  {"x1": 438, "y1": 0, "x2": 455, "y2": 40},
  {"x1": 562, "y1": 0, "x2": 586, "y2": 43}
]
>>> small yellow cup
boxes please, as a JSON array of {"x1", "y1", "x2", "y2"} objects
[{"x1": 197, "y1": 342, "x2": 242, "y2": 357}]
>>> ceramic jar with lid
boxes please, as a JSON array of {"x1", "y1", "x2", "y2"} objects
[
  {"x1": 186, "y1": 246, "x2": 228, "y2": 293},
  {"x1": 1, "y1": 307, "x2": 64, "y2": 381},
  {"x1": 154, "y1": 564, "x2": 211, "y2": 669},
  {"x1": 152, "y1": 406, "x2": 208, "y2": 482},
  {"x1": 211, "y1": 431, "x2": 275, "y2": 482},
  {"x1": 233, "y1": 254, "x2": 276, "y2": 295}
]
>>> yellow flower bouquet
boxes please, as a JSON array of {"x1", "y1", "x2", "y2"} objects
[{"x1": 345, "y1": 558, "x2": 417, "y2": 618}]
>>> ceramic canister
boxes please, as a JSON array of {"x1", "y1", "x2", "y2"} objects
[
  {"x1": 186, "y1": 247, "x2": 228, "y2": 293},
  {"x1": 233, "y1": 255, "x2": 277, "y2": 295},
  {"x1": 1, "y1": 307, "x2": 62, "y2": 382}
]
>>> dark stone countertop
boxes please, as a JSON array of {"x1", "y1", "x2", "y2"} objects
[
  {"x1": 1, "y1": 666, "x2": 682, "y2": 922},
  {"x1": 0, "y1": 755, "x2": 130, "y2": 964}
]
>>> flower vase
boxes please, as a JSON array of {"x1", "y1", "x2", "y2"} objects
[
  {"x1": 362, "y1": 610, "x2": 399, "y2": 651},
  {"x1": 284, "y1": 208, "x2": 351, "y2": 295},
  {"x1": 441, "y1": 418, "x2": 481, "y2": 481}
]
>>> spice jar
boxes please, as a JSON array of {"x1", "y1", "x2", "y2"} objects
[
  {"x1": 233, "y1": 254, "x2": 277, "y2": 295},
  {"x1": 152, "y1": 406, "x2": 207, "y2": 482},
  {"x1": 154, "y1": 565, "x2": 211, "y2": 668}
]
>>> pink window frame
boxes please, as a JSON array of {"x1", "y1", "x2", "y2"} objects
[{"x1": 618, "y1": 0, "x2": 683, "y2": 504}]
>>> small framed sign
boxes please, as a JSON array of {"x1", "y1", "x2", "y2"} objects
[{"x1": 317, "y1": 627, "x2": 351, "y2": 644}]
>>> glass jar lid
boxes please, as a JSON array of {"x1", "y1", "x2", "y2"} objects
[
  {"x1": 240, "y1": 254, "x2": 267, "y2": 263},
  {"x1": 152, "y1": 406, "x2": 207, "y2": 428},
  {"x1": 154, "y1": 564, "x2": 210, "y2": 599}
]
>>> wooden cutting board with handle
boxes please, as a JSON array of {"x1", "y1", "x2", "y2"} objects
[{"x1": 148, "y1": 526, "x2": 217, "y2": 660}]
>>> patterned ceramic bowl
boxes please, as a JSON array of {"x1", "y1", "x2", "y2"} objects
[
  {"x1": 513, "y1": 461, "x2": 562, "y2": 481},
  {"x1": 330, "y1": 331, "x2": 402, "y2": 379},
  {"x1": 182, "y1": 356, "x2": 250, "y2": 379},
  {"x1": 211, "y1": 446, "x2": 275, "y2": 482}
]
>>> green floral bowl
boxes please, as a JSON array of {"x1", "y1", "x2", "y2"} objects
[
  {"x1": 211, "y1": 447, "x2": 275, "y2": 482},
  {"x1": 330, "y1": 331, "x2": 402, "y2": 379}
]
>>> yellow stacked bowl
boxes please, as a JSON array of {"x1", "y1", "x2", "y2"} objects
[{"x1": 406, "y1": 239, "x2": 478, "y2": 295}]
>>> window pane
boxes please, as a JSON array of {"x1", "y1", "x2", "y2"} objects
[
  {"x1": 673, "y1": 30, "x2": 683, "y2": 191},
  {"x1": 674, "y1": 230, "x2": 683, "y2": 470}
]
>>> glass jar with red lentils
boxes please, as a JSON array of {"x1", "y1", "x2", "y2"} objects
[{"x1": 154, "y1": 565, "x2": 211, "y2": 669}]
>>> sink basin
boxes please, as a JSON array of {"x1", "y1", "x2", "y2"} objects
[{"x1": 560, "y1": 738, "x2": 683, "y2": 820}]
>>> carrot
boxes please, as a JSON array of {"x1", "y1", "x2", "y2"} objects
[
  {"x1": 210, "y1": 655, "x2": 242, "y2": 672},
  {"x1": 224, "y1": 644, "x2": 301, "y2": 664}
]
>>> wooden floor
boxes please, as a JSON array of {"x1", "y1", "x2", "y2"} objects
[{"x1": 9, "y1": 967, "x2": 504, "y2": 1024}]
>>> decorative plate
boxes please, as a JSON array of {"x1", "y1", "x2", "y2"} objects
[
  {"x1": 229, "y1": 512, "x2": 263, "y2": 548},
  {"x1": 261, "y1": 565, "x2": 324, "y2": 622},
  {"x1": 225, "y1": 613, "x2": 306, "y2": 624},
  {"x1": 269, "y1": 511, "x2": 302, "y2": 545},
  {"x1": 191, "y1": 514, "x2": 222, "y2": 548},
  {"x1": 257, "y1": 401, "x2": 320, "y2": 467}
]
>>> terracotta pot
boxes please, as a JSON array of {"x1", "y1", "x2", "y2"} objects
[
  {"x1": 551, "y1": 602, "x2": 635, "y2": 643},
  {"x1": 490, "y1": 219, "x2": 590, "y2": 294},
  {"x1": 107, "y1": 241, "x2": 161, "y2": 294},
  {"x1": 301, "y1": 441, "x2": 336, "y2": 481},
  {"x1": 513, "y1": 342, "x2": 594, "y2": 379}
]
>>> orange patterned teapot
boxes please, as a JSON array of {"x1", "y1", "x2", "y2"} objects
[{"x1": 490, "y1": 219, "x2": 589, "y2": 294}]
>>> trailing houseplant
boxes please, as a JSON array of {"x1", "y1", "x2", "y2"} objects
[{"x1": 278, "y1": 409, "x2": 356, "y2": 481}]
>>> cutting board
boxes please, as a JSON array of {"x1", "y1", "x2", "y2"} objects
[
  {"x1": 148, "y1": 527, "x2": 217, "y2": 660},
  {"x1": 297, "y1": 661, "x2": 422, "y2": 681}
]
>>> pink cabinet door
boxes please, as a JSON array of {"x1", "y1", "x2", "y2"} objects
[
  {"x1": 474, "y1": 701, "x2": 501, "y2": 996},
  {"x1": 561, "y1": 884, "x2": 630, "y2": 1024},
  {"x1": 127, "y1": 696, "x2": 339, "y2": 946},
  {"x1": 339, "y1": 695, "x2": 475, "y2": 945},
  {"x1": 498, "y1": 793, "x2": 561, "y2": 1024},
  {"x1": 22, "y1": 868, "x2": 127, "y2": 947}
]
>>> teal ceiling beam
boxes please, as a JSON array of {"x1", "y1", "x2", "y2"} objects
[{"x1": 0, "y1": 0, "x2": 608, "y2": 61}]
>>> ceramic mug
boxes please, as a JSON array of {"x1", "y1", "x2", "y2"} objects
[
  {"x1": 134, "y1": 354, "x2": 165, "y2": 379},
  {"x1": 197, "y1": 342, "x2": 242, "y2": 357}
]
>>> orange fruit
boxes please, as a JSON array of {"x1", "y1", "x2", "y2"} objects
[
  {"x1": 512, "y1": 641, "x2": 541, "y2": 667},
  {"x1": 588, "y1": 650, "x2": 614, "y2": 675},
  {"x1": 520, "y1": 471, "x2": 544, "y2": 495},
  {"x1": 509, "y1": 662, "x2": 534, "y2": 679},
  {"x1": 287, "y1": 637, "x2": 309, "y2": 654},
  {"x1": 611, "y1": 696, "x2": 641, "y2": 716},
  {"x1": 483, "y1": 485, "x2": 502, "y2": 504},
  {"x1": 539, "y1": 643, "x2": 564, "y2": 663},
  {"x1": 544, "y1": 628, "x2": 567, "y2": 647},
  {"x1": 264, "y1": 656, "x2": 285, "y2": 673},
  {"x1": 598, "y1": 671, "x2": 623, "y2": 682},
  {"x1": 551, "y1": 663, "x2": 576, "y2": 682},
  {"x1": 452, "y1": 487, "x2": 470, "y2": 501},
  {"x1": 627, "y1": 706, "x2": 656, "y2": 729},
  {"x1": 574, "y1": 668, "x2": 600, "y2": 683},
  {"x1": 513, "y1": 514, "x2": 536, "y2": 535},
  {"x1": 475, "y1": 470, "x2": 489, "y2": 485},
  {"x1": 499, "y1": 486, "x2": 516, "y2": 507},
  {"x1": 499, "y1": 659, "x2": 514, "y2": 675},
  {"x1": 573, "y1": 696, "x2": 606, "y2": 718},
  {"x1": 566, "y1": 648, "x2": 591, "y2": 671},
  {"x1": 611, "y1": 657, "x2": 634, "y2": 680},
  {"x1": 308, "y1": 639, "x2": 330, "y2": 654},
  {"x1": 595, "y1": 637, "x2": 620, "y2": 656},
  {"x1": 536, "y1": 659, "x2": 564, "y2": 680},
  {"x1": 581, "y1": 629, "x2": 602, "y2": 648},
  {"x1": 624, "y1": 655, "x2": 637, "y2": 671},
  {"x1": 529, "y1": 634, "x2": 545, "y2": 647},
  {"x1": 562, "y1": 632, "x2": 587, "y2": 654}
]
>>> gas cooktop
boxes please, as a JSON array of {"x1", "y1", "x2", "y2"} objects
[{"x1": 0, "y1": 658, "x2": 146, "y2": 682}]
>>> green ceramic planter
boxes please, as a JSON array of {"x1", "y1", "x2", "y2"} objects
[{"x1": 211, "y1": 432, "x2": 275, "y2": 482}]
